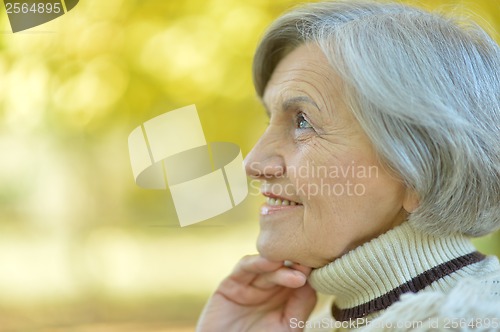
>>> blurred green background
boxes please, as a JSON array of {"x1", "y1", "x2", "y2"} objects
[{"x1": 0, "y1": 0, "x2": 498, "y2": 331}]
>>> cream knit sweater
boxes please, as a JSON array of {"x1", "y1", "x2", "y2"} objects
[{"x1": 306, "y1": 220, "x2": 500, "y2": 332}]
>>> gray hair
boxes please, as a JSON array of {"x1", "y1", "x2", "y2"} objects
[{"x1": 253, "y1": 1, "x2": 500, "y2": 237}]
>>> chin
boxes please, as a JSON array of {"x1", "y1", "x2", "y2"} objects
[
  {"x1": 257, "y1": 237, "x2": 332, "y2": 269},
  {"x1": 256, "y1": 234, "x2": 288, "y2": 262}
]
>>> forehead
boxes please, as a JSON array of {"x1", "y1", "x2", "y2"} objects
[{"x1": 263, "y1": 44, "x2": 341, "y2": 107}]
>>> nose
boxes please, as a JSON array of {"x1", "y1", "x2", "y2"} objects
[{"x1": 244, "y1": 127, "x2": 286, "y2": 179}]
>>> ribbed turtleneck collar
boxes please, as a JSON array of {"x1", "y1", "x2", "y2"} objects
[{"x1": 308, "y1": 220, "x2": 485, "y2": 322}]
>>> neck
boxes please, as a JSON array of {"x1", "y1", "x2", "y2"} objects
[{"x1": 308, "y1": 220, "x2": 485, "y2": 321}]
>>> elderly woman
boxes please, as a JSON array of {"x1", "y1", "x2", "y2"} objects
[{"x1": 197, "y1": 1, "x2": 500, "y2": 331}]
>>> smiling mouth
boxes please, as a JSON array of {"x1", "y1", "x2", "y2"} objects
[
  {"x1": 266, "y1": 197, "x2": 300, "y2": 206},
  {"x1": 261, "y1": 194, "x2": 303, "y2": 216}
]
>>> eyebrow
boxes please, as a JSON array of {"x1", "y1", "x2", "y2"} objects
[
  {"x1": 264, "y1": 95, "x2": 321, "y2": 117},
  {"x1": 283, "y1": 96, "x2": 320, "y2": 111}
]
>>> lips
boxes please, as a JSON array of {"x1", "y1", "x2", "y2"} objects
[{"x1": 261, "y1": 192, "x2": 302, "y2": 215}]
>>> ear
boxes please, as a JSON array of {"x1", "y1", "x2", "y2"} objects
[{"x1": 403, "y1": 189, "x2": 419, "y2": 213}]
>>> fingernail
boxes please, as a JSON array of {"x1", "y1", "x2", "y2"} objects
[{"x1": 292, "y1": 270, "x2": 306, "y2": 280}]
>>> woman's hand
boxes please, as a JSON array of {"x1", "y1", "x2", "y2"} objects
[{"x1": 196, "y1": 254, "x2": 317, "y2": 332}]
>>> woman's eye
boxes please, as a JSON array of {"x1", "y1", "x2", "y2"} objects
[{"x1": 297, "y1": 113, "x2": 313, "y2": 129}]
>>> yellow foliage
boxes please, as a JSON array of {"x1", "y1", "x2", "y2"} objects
[{"x1": 0, "y1": 0, "x2": 498, "y2": 329}]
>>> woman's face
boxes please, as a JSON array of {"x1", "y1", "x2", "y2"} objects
[{"x1": 245, "y1": 44, "x2": 412, "y2": 268}]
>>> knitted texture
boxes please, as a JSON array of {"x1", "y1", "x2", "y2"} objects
[
  {"x1": 306, "y1": 220, "x2": 500, "y2": 331},
  {"x1": 331, "y1": 252, "x2": 485, "y2": 321},
  {"x1": 359, "y1": 277, "x2": 500, "y2": 332}
]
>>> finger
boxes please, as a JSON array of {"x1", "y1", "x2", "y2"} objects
[
  {"x1": 216, "y1": 275, "x2": 283, "y2": 305},
  {"x1": 230, "y1": 255, "x2": 283, "y2": 284},
  {"x1": 283, "y1": 282, "x2": 317, "y2": 328},
  {"x1": 283, "y1": 261, "x2": 312, "y2": 277},
  {"x1": 251, "y1": 266, "x2": 307, "y2": 289}
]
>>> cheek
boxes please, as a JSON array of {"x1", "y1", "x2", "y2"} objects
[
  {"x1": 292, "y1": 147, "x2": 404, "y2": 223},
  {"x1": 290, "y1": 149, "x2": 372, "y2": 202},
  {"x1": 361, "y1": 174, "x2": 405, "y2": 213}
]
